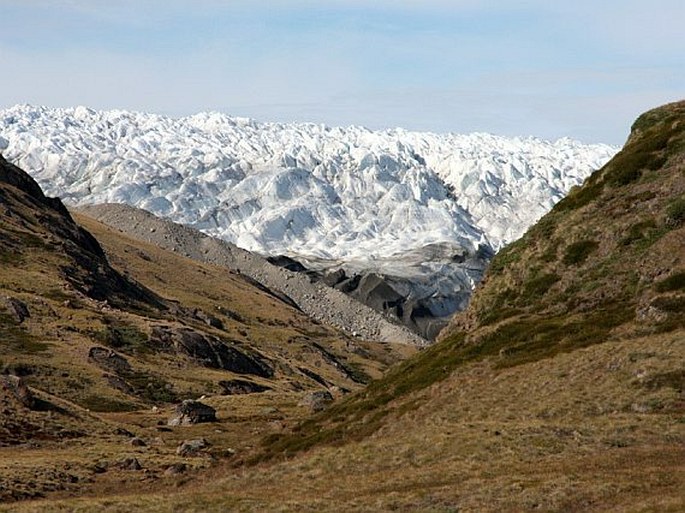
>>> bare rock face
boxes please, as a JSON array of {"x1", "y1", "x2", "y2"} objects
[
  {"x1": 0, "y1": 375, "x2": 35, "y2": 409},
  {"x1": 168, "y1": 400, "x2": 217, "y2": 426}
]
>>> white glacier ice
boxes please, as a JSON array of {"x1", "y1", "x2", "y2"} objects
[{"x1": 0, "y1": 104, "x2": 616, "y2": 260}]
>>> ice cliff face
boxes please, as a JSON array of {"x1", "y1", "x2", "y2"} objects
[{"x1": 0, "y1": 104, "x2": 617, "y2": 336}]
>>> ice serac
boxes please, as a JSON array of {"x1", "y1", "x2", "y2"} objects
[{"x1": 0, "y1": 105, "x2": 617, "y2": 338}]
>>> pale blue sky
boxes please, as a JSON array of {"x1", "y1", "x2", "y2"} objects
[{"x1": 1, "y1": 0, "x2": 683, "y2": 144}]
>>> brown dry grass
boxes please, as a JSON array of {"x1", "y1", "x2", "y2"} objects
[{"x1": 5, "y1": 330, "x2": 682, "y2": 512}]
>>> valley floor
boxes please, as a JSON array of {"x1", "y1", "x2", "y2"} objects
[{"x1": 3, "y1": 330, "x2": 683, "y2": 512}]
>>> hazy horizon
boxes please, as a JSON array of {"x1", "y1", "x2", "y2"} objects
[{"x1": 1, "y1": 1, "x2": 684, "y2": 145}]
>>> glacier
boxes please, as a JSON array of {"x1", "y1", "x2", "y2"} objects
[{"x1": 0, "y1": 104, "x2": 617, "y2": 337}]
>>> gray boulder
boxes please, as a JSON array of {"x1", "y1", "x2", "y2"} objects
[
  {"x1": 164, "y1": 463, "x2": 187, "y2": 476},
  {"x1": 168, "y1": 400, "x2": 217, "y2": 426},
  {"x1": 118, "y1": 457, "x2": 142, "y2": 471}
]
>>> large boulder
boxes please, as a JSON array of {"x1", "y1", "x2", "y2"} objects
[
  {"x1": 176, "y1": 438, "x2": 210, "y2": 457},
  {"x1": 168, "y1": 400, "x2": 217, "y2": 426}
]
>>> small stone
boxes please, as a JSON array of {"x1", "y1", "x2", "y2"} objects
[
  {"x1": 164, "y1": 463, "x2": 187, "y2": 476},
  {"x1": 119, "y1": 457, "x2": 142, "y2": 471},
  {"x1": 130, "y1": 437, "x2": 147, "y2": 447},
  {"x1": 92, "y1": 462, "x2": 108, "y2": 474}
]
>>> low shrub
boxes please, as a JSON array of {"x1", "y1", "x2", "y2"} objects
[
  {"x1": 655, "y1": 272, "x2": 685, "y2": 293},
  {"x1": 666, "y1": 197, "x2": 685, "y2": 227},
  {"x1": 563, "y1": 239, "x2": 599, "y2": 265}
]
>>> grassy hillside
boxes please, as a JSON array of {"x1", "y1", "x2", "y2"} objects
[{"x1": 0, "y1": 155, "x2": 411, "y2": 501}]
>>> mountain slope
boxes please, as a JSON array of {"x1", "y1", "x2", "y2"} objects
[
  {"x1": 0, "y1": 104, "x2": 617, "y2": 337},
  {"x1": 0, "y1": 154, "x2": 409, "y2": 410}
]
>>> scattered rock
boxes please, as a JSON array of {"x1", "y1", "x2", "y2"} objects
[
  {"x1": 168, "y1": 400, "x2": 217, "y2": 426},
  {"x1": 299, "y1": 390, "x2": 334, "y2": 412},
  {"x1": 130, "y1": 437, "x2": 147, "y2": 447},
  {"x1": 88, "y1": 347, "x2": 132, "y2": 374},
  {"x1": 218, "y1": 379, "x2": 271, "y2": 395},
  {"x1": 176, "y1": 438, "x2": 210, "y2": 457},
  {"x1": 3, "y1": 297, "x2": 30, "y2": 323},
  {"x1": 0, "y1": 375, "x2": 35, "y2": 409},
  {"x1": 118, "y1": 457, "x2": 142, "y2": 471},
  {"x1": 164, "y1": 463, "x2": 187, "y2": 476}
]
